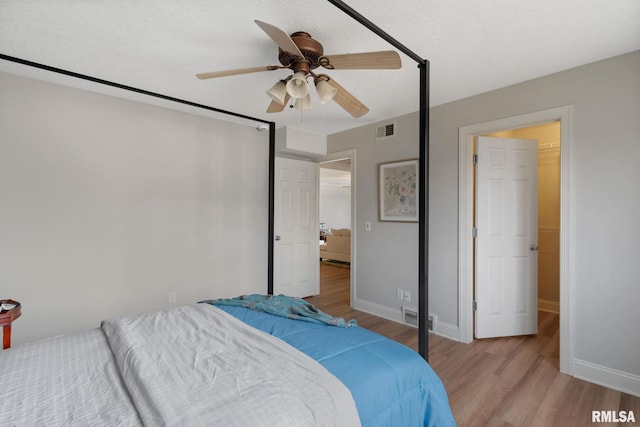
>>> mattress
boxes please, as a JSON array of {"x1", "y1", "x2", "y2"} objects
[{"x1": 216, "y1": 304, "x2": 456, "y2": 427}]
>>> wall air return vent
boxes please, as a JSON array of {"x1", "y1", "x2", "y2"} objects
[
  {"x1": 376, "y1": 122, "x2": 396, "y2": 140},
  {"x1": 401, "y1": 306, "x2": 418, "y2": 328}
]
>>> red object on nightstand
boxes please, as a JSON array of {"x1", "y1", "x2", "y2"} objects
[{"x1": 0, "y1": 299, "x2": 21, "y2": 349}]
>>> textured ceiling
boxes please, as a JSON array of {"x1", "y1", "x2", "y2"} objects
[{"x1": 1, "y1": 1, "x2": 639, "y2": 135}]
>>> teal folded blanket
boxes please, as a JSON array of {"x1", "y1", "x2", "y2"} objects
[{"x1": 202, "y1": 294, "x2": 357, "y2": 328}]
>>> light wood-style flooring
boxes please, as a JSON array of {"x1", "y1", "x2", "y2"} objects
[{"x1": 306, "y1": 262, "x2": 640, "y2": 427}]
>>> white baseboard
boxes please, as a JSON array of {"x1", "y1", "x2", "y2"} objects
[
  {"x1": 538, "y1": 298, "x2": 560, "y2": 313},
  {"x1": 433, "y1": 319, "x2": 460, "y2": 342},
  {"x1": 573, "y1": 359, "x2": 640, "y2": 397},
  {"x1": 352, "y1": 298, "x2": 403, "y2": 324},
  {"x1": 352, "y1": 298, "x2": 462, "y2": 342}
]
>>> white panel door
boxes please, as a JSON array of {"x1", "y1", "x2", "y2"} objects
[
  {"x1": 274, "y1": 157, "x2": 319, "y2": 298},
  {"x1": 475, "y1": 137, "x2": 538, "y2": 338}
]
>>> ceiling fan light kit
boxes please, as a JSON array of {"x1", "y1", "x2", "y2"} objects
[
  {"x1": 196, "y1": 20, "x2": 402, "y2": 117},
  {"x1": 314, "y1": 75, "x2": 338, "y2": 104},
  {"x1": 266, "y1": 81, "x2": 288, "y2": 105},
  {"x1": 285, "y1": 71, "x2": 310, "y2": 99},
  {"x1": 293, "y1": 94, "x2": 313, "y2": 110}
]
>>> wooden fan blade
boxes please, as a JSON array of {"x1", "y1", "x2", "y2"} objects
[
  {"x1": 324, "y1": 50, "x2": 401, "y2": 70},
  {"x1": 267, "y1": 93, "x2": 290, "y2": 113},
  {"x1": 255, "y1": 20, "x2": 304, "y2": 58},
  {"x1": 327, "y1": 78, "x2": 369, "y2": 118},
  {"x1": 196, "y1": 65, "x2": 277, "y2": 80}
]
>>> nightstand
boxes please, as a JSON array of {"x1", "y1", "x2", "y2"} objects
[{"x1": 0, "y1": 299, "x2": 21, "y2": 349}]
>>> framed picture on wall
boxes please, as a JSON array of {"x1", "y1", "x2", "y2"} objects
[{"x1": 379, "y1": 159, "x2": 419, "y2": 222}]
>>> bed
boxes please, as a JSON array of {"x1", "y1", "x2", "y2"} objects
[{"x1": 0, "y1": 300, "x2": 455, "y2": 426}]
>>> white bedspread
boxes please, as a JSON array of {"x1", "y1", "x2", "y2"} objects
[
  {"x1": 0, "y1": 329, "x2": 141, "y2": 426},
  {"x1": 101, "y1": 303, "x2": 361, "y2": 427}
]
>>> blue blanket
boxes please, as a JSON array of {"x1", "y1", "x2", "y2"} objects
[
  {"x1": 211, "y1": 304, "x2": 457, "y2": 427},
  {"x1": 203, "y1": 294, "x2": 357, "y2": 327}
]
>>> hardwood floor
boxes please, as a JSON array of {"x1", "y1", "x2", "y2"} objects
[{"x1": 307, "y1": 262, "x2": 640, "y2": 427}]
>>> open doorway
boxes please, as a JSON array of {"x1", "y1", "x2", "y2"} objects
[
  {"x1": 458, "y1": 105, "x2": 573, "y2": 374},
  {"x1": 318, "y1": 157, "x2": 353, "y2": 303},
  {"x1": 481, "y1": 122, "x2": 561, "y2": 312},
  {"x1": 473, "y1": 122, "x2": 560, "y2": 340}
]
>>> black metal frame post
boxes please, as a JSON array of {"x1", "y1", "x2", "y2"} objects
[
  {"x1": 326, "y1": 0, "x2": 431, "y2": 360},
  {"x1": 267, "y1": 122, "x2": 276, "y2": 295},
  {"x1": 418, "y1": 61, "x2": 430, "y2": 359}
]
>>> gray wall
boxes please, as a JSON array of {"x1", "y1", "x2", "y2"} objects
[
  {"x1": 429, "y1": 50, "x2": 639, "y2": 380},
  {"x1": 0, "y1": 72, "x2": 270, "y2": 345},
  {"x1": 328, "y1": 114, "x2": 420, "y2": 319},
  {"x1": 329, "y1": 51, "x2": 639, "y2": 390}
]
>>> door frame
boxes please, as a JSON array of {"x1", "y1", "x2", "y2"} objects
[
  {"x1": 318, "y1": 149, "x2": 356, "y2": 306},
  {"x1": 458, "y1": 105, "x2": 574, "y2": 375}
]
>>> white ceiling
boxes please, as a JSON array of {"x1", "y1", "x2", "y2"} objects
[{"x1": 1, "y1": 1, "x2": 639, "y2": 136}]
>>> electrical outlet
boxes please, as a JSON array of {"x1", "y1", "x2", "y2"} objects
[
  {"x1": 404, "y1": 290, "x2": 411, "y2": 302},
  {"x1": 396, "y1": 288, "x2": 403, "y2": 300},
  {"x1": 169, "y1": 292, "x2": 176, "y2": 304}
]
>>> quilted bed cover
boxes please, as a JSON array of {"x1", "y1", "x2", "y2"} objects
[
  {"x1": 217, "y1": 304, "x2": 456, "y2": 427},
  {"x1": 0, "y1": 304, "x2": 361, "y2": 426}
]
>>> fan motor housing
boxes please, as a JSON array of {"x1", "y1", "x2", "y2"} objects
[{"x1": 279, "y1": 31, "x2": 324, "y2": 71}]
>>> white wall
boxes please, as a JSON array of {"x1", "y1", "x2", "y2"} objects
[
  {"x1": 0, "y1": 72, "x2": 270, "y2": 345},
  {"x1": 319, "y1": 182, "x2": 351, "y2": 230}
]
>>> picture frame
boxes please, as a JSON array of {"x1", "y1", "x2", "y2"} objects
[{"x1": 379, "y1": 159, "x2": 419, "y2": 222}]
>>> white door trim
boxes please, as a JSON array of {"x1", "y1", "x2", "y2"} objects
[
  {"x1": 458, "y1": 105, "x2": 574, "y2": 375},
  {"x1": 319, "y1": 149, "x2": 356, "y2": 306}
]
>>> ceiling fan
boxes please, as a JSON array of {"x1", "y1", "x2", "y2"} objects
[{"x1": 196, "y1": 20, "x2": 402, "y2": 118}]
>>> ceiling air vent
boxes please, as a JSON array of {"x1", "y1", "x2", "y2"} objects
[{"x1": 376, "y1": 122, "x2": 395, "y2": 140}]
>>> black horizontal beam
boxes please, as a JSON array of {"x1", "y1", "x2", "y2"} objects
[
  {"x1": 0, "y1": 53, "x2": 272, "y2": 125},
  {"x1": 326, "y1": 0, "x2": 425, "y2": 65}
]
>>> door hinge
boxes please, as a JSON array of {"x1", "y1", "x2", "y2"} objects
[
  {"x1": 472, "y1": 227, "x2": 478, "y2": 238},
  {"x1": 473, "y1": 154, "x2": 478, "y2": 165},
  {"x1": 472, "y1": 301, "x2": 478, "y2": 311}
]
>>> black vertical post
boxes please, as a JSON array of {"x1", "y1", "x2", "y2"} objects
[
  {"x1": 326, "y1": 0, "x2": 431, "y2": 360},
  {"x1": 418, "y1": 61, "x2": 430, "y2": 360},
  {"x1": 267, "y1": 122, "x2": 276, "y2": 295}
]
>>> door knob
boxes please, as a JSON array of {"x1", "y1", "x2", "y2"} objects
[
  {"x1": 275, "y1": 235, "x2": 281, "y2": 241},
  {"x1": 529, "y1": 244, "x2": 539, "y2": 251}
]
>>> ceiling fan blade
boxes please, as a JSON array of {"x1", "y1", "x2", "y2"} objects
[
  {"x1": 196, "y1": 65, "x2": 278, "y2": 80},
  {"x1": 324, "y1": 50, "x2": 401, "y2": 70},
  {"x1": 255, "y1": 20, "x2": 304, "y2": 58},
  {"x1": 267, "y1": 93, "x2": 291, "y2": 113},
  {"x1": 327, "y1": 78, "x2": 369, "y2": 118}
]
